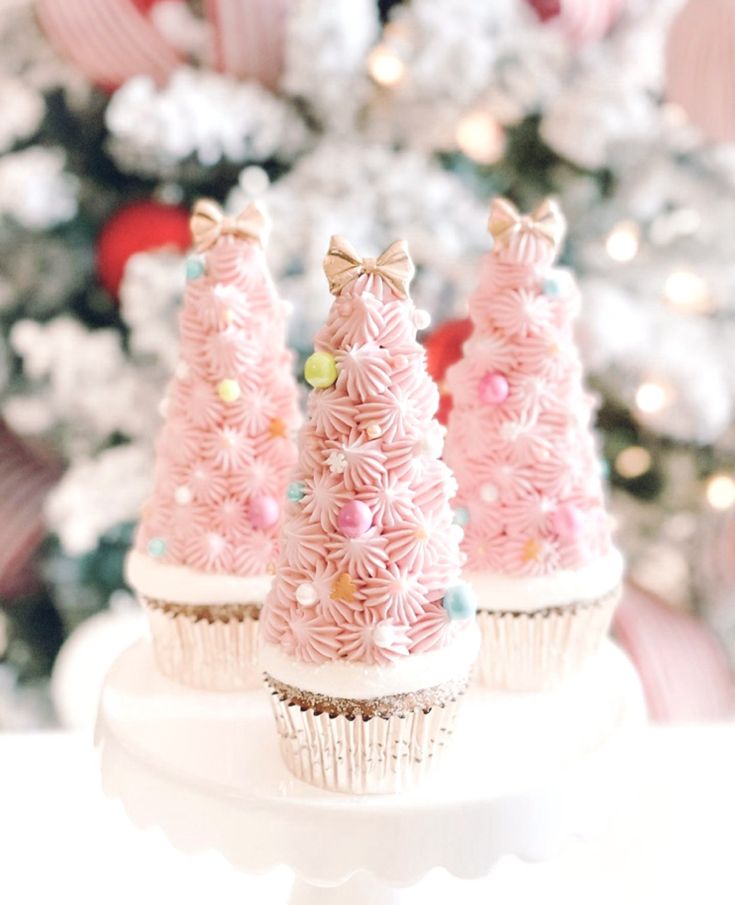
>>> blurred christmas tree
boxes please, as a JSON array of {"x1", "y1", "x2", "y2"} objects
[{"x1": 1, "y1": 0, "x2": 734, "y2": 724}]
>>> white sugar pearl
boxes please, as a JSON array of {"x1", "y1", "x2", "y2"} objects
[
  {"x1": 480, "y1": 483, "x2": 499, "y2": 503},
  {"x1": 296, "y1": 582, "x2": 318, "y2": 607},
  {"x1": 174, "y1": 485, "x2": 192, "y2": 505},
  {"x1": 373, "y1": 622, "x2": 395, "y2": 648},
  {"x1": 365, "y1": 421, "x2": 382, "y2": 439},
  {"x1": 158, "y1": 396, "x2": 170, "y2": 418},
  {"x1": 450, "y1": 523, "x2": 464, "y2": 543},
  {"x1": 175, "y1": 360, "x2": 190, "y2": 380},
  {"x1": 413, "y1": 309, "x2": 432, "y2": 330}
]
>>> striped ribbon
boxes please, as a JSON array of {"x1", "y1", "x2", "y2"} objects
[
  {"x1": 614, "y1": 583, "x2": 735, "y2": 722},
  {"x1": 0, "y1": 422, "x2": 62, "y2": 599},
  {"x1": 36, "y1": 0, "x2": 289, "y2": 90},
  {"x1": 204, "y1": 0, "x2": 288, "y2": 90},
  {"x1": 35, "y1": 0, "x2": 182, "y2": 90}
]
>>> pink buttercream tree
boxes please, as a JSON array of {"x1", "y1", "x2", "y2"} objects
[
  {"x1": 135, "y1": 200, "x2": 300, "y2": 578},
  {"x1": 261, "y1": 237, "x2": 474, "y2": 668},
  {"x1": 444, "y1": 198, "x2": 614, "y2": 578}
]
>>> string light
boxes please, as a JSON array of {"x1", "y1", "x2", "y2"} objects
[
  {"x1": 368, "y1": 44, "x2": 405, "y2": 87},
  {"x1": 605, "y1": 220, "x2": 640, "y2": 262},
  {"x1": 663, "y1": 270, "x2": 712, "y2": 313},
  {"x1": 615, "y1": 446, "x2": 652, "y2": 479},
  {"x1": 635, "y1": 380, "x2": 670, "y2": 415},
  {"x1": 455, "y1": 111, "x2": 505, "y2": 165},
  {"x1": 706, "y1": 474, "x2": 735, "y2": 511}
]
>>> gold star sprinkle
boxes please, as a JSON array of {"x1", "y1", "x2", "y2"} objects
[
  {"x1": 521, "y1": 538, "x2": 541, "y2": 563},
  {"x1": 269, "y1": 418, "x2": 287, "y2": 439},
  {"x1": 331, "y1": 573, "x2": 357, "y2": 603}
]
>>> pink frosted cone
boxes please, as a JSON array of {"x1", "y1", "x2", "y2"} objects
[
  {"x1": 125, "y1": 199, "x2": 301, "y2": 690},
  {"x1": 259, "y1": 236, "x2": 479, "y2": 793},
  {"x1": 444, "y1": 198, "x2": 624, "y2": 691}
]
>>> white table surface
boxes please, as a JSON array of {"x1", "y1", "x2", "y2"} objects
[{"x1": 0, "y1": 726, "x2": 732, "y2": 905}]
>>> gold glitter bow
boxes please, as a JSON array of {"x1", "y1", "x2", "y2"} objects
[
  {"x1": 488, "y1": 197, "x2": 566, "y2": 252},
  {"x1": 323, "y1": 235, "x2": 415, "y2": 298},
  {"x1": 189, "y1": 198, "x2": 271, "y2": 252}
]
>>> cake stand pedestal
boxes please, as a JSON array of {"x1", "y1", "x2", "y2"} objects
[{"x1": 96, "y1": 640, "x2": 646, "y2": 904}]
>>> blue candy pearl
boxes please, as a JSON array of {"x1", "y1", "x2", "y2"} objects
[
  {"x1": 287, "y1": 481, "x2": 306, "y2": 503},
  {"x1": 443, "y1": 583, "x2": 476, "y2": 621},
  {"x1": 186, "y1": 256, "x2": 205, "y2": 280},
  {"x1": 453, "y1": 507, "x2": 470, "y2": 527},
  {"x1": 147, "y1": 537, "x2": 167, "y2": 558}
]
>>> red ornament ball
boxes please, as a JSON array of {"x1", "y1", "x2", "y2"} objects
[
  {"x1": 526, "y1": 0, "x2": 562, "y2": 22},
  {"x1": 96, "y1": 200, "x2": 191, "y2": 297},
  {"x1": 423, "y1": 317, "x2": 472, "y2": 425}
]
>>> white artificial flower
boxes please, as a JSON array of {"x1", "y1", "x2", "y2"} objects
[
  {"x1": 6, "y1": 317, "x2": 162, "y2": 455},
  {"x1": 0, "y1": 77, "x2": 44, "y2": 152},
  {"x1": 105, "y1": 67, "x2": 309, "y2": 177},
  {"x1": 282, "y1": 0, "x2": 378, "y2": 128},
  {"x1": 119, "y1": 250, "x2": 184, "y2": 374},
  {"x1": 540, "y1": 74, "x2": 656, "y2": 171},
  {"x1": 0, "y1": 147, "x2": 78, "y2": 229},
  {"x1": 45, "y1": 445, "x2": 154, "y2": 555}
]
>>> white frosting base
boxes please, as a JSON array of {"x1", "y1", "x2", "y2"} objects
[
  {"x1": 468, "y1": 548, "x2": 624, "y2": 613},
  {"x1": 125, "y1": 550, "x2": 273, "y2": 605},
  {"x1": 259, "y1": 625, "x2": 480, "y2": 699}
]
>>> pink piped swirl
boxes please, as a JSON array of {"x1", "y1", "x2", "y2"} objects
[
  {"x1": 134, "y1": 230, "x2": 301, "y2": 581},
  {"x1": 261, "y1": 269, "x2": 468, "y2": 668},
  {"x1": 444, "y1": 198, "x2": 614, "y2": 578}
]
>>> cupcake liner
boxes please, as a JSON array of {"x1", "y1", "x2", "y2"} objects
[
  {"x1": 142, "y1": 597, "x2": 261, "y2": 691},
  {"x1": 265, "y1": 676, "x2": 467, "y2": 794},
  {"x1": 474, "y1": 585, "x2": 621, "y2": 692}
]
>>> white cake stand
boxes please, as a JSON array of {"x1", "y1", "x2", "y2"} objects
[{"x1": 96, "y1": 640, "x2": 646, "y2": 904}]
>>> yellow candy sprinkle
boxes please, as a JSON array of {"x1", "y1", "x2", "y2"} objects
[
  {"x1": 217, "y1": 379, "x2": 241, "y2": 403},
  {"x1": 304, "y1": 351, "x2": 337, "y2": 389}
]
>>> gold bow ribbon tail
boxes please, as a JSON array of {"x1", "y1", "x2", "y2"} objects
[
  {"x1": 322, "y1": 235, "x2": 415, "y2": 299},
  {"x1": 487, "y1": 197, "x2": 566, "y2": 256},
  {"x1": 189, "y1": 198, "x2": 271, "y2": 252}
]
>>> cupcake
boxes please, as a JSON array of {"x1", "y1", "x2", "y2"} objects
[
  {"x1": 125, "y1": 199, "x2": 301, "y2": 690},
  {"x1": 259, "y1": 235, "x2": 479, "y2": 793},
  {"x1": 443, "y1": 197, "x2": 624, "y2": 691}
]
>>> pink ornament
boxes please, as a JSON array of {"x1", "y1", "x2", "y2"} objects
[
  {"x1": 337, "y1": 500, "x2": 373, "y2": 538},
  {"x1": 250, "y1": 495, "x2": 280, "y2": 530},
  {"x1": 553, "y1": 503, "x2": 585, "y2": 539},
  {"x1": 478, "y1": 372, "x2": 509, "y2": 405}
]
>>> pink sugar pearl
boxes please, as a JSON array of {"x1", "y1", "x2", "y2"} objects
[
  {"x1": 478, "y1": 371, "x2": 509, "y2": 405},
  {"x1": 337, "y1": 500, "x2": 373, "y2": 538},
  {"x1": 553, "y1": 503, "x2": 585, "y2": 538},
  {"x1": 250, "y1": 495, "x2": 280, "y2": 530}
]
